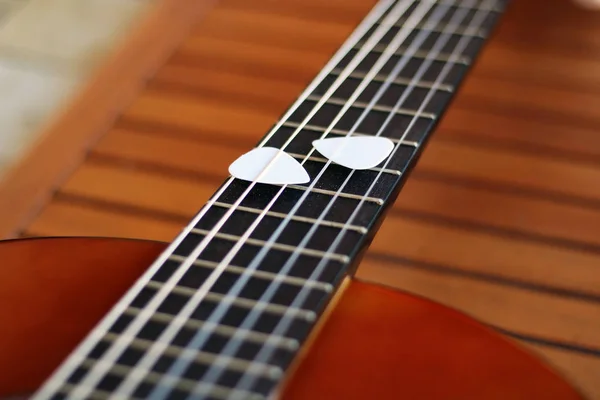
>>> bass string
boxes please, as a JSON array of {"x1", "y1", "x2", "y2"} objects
[
  {"x1": 233, "y1": 0, "x2": 497, "y2": 394},
  {"x1": 52, "y1": 1, "x2": 411, "y2": 398}
]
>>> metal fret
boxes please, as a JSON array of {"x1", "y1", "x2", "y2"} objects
[
  {"x1": 146, "y1": 280, "x2": 318, "y2": 322},
  {"x1": 360, "y1": 44, "x2": 472, "y2": 64},
  {"x1": 190, "y1": 228, "x2": 350, "y2": 263},
  {"x1": 330, "y1": 68, "x2": 455, "y2": 92},
  {"x1": 100, "y1": 332, "x2": 283, "y2": 379},
  {"x1": 212, "y1": 201, "x2": 368, "y2": 235},
  {"x1": 306, "y1": 94, "x2": 437, "y2": 119},
  {"x1": 430, "y1": 0, "x2": 504, "y2": 13},
  {"x1": 394, "y1": 19, "x2": 487, "y2": 37},
  {"x1": 285, "y1": 184, "x2": 385, "y2": 205},
  {"x1": 168, "y1": 253, "x2": 335, "y2": 292},
  {"x1": 281, "y1": 121, "x2": 421, "y2": 147},
  {"x1": 123, "y1": 306, "x2": 301, "y2": 351}
]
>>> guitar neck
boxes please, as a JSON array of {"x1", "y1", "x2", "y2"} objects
[{"x1": 33, "y1": 1, "x2": 509, "y2": 399}]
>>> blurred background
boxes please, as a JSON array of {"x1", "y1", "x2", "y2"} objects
[{"x1": 0, "y1": 0, "x2": 598, "y2": 398}]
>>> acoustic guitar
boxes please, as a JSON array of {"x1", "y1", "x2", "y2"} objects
[{"x1": 0, "y1": 1, "x2": 585, "y2": 399}]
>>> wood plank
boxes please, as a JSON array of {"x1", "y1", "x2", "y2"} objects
[
  {"x1": 437, "y1": 107, "x2": 600, "y2": 160},
  {"x1": 174, "y1": 36, "x2": 329, "y2": 84},
  {"x1": 475, "y1": 44, "x2": 600, "y2": 91},
  {"x1": 216, "y1": 0, "x2": 373, "y2": 24},
  {"x1": 369, "y1": 215, "x2": 600, "y2": 299},
  {"x1": 417, "y1": 140, "x2": 600, "y2": 202},
  {"x1": 356, "y1": 258, "x2": 600, "y2": 353},
  {"x1": 190, "y1": 7, "x2": 355, "y2": 52},
  {"x1": 26, "y1": 199, "x2": 181, "y2": 242},
  {"x1": 151, "y1": 65, "x2": 303, "y2": 111},
  {"x1": 93, "y1": 128, "x2": 242, "y2": 178},
  {"x1": 493, "y1": 1, "x2": 600, "y2": 59},
  {"x1": 456, "y1": 75, "x2": 600, "y2": 126},
  {"x1": 123, "y1": 90, "x2": 275, "y2": 141},
  {"x1": 59, "y1": 161, "x2": 216, "y2": 217},
  {"x1": 0, "y1": 0, "x2": 217, "y2": 239}
]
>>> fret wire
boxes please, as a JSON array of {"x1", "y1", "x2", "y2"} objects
[
  {"x1": 31, "y1": 2, "x2": 396, "y2": 397},
  {"x1": 285, "y1": 184, "x2": 385, "y2": 205},
  {"x1": 364, "y1": 43, "x2": 472, "y2": 64},
  {"x1": 123, "y1": 306, "x2": 301, "y2": 351},
  {"x1": 394, "y1": 18, "x2": 487, "y2": 37},
  {"x1": 282, "y1": 120, "x2": 421, "y2": 147},
  {"x1": 168, "y1": 253, "x2": 335, "y2": 292},
  {"x1": 330, "y1": 67, "x2": 455, "y2": 92},
  {"x1": 194, "y1": 0, "x2": 452, "y2": 394},
  {"x1": 144, "y1": 1, "x2": 434, "y2": 398},
  {"x1": 431, "y1": 0, "x2": 504, "y2": 12},
  {"x1": 212, "y1": 201, "x2": 368, "y2": 234},
  {"x1": 234, "y1": 0, "x2": 496, "y2": 393},
  {"x1": 306, "y1": 93, "x2": 437, "y2": 119}
]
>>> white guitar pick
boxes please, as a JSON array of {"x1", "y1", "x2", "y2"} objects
[
  {"x1": 228, "y1": 147, "x2": 310, "y2": 185},
  {"x1": 312, "y1": 136, "x2": 394, "y2": 170}
]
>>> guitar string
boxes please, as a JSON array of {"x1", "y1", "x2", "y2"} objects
[
  {"x1": 30, "y1": 2, "x2": 396, "y2": 398},
  {"x1": 34, "y1": 1, "x2": 496, "y2": 398},
  {"x1": 144, "y1": 1, "x2": 450, "y2": 397},
  {"x1": 49, "y1": 1, "x2": 410, "y2": 398},
  {"x1": 188, "y1": 0, "x2": 466, "y2": 395},
  {"x1": 234, "y1": 0, "x2": 496, "y2": 394},
  {"x1": 112, "y1": 1, "x2": 437, "y2": 398}
]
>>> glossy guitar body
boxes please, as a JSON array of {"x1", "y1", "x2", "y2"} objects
[{"x1": 0, "y1": 237, "x2": 583, "y2": 399}]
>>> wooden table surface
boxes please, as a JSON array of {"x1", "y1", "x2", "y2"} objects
[{"x1": 0, "y1": 0, "x2": 599, "y2": 398}]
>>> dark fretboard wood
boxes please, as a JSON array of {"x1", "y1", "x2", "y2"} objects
[{"x1": 32, "y1": 1, "x2": 509, "y2": 399}]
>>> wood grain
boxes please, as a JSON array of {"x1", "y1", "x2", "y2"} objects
[{"x1": 2, "y1": 0, "x2": 600, "y2": 397}]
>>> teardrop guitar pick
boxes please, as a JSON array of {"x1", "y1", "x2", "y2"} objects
[
  {"x1": 312, "y1": 136, "x2": 394, "y2": 170},
  {"x1": 228, "y1": 147, "x2": 310, "y2": 185}
]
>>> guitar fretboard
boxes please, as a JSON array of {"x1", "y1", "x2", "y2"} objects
[{"x1": 33, "y1": 1, "x2": 508, "y2": 399}]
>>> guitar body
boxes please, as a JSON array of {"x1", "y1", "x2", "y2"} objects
[{"x1": 0, "y1": 237, "x2": 582, "y2": 399}]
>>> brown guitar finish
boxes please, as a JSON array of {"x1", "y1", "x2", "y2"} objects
[{"x1": 0, "y1": 237, "x2": 582, "y2": 399}]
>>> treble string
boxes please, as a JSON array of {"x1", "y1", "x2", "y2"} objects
[
  {"x1": 233, "y1": 0, "x2": 496, "y2": 394},
  {"x1": 192, "y1": 0, "x2": 461, "y2": 394},
  {"x1": 63, "y1": 1, "x2": 420, "y2": 399}
]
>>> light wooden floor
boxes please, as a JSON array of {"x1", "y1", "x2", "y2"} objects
[
  {"x1": 0, "y1": 0, "x2": 152, "y2": 178},
  {"x1": 1, "y1": 0, "x2": 599, "y2": 398}
]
